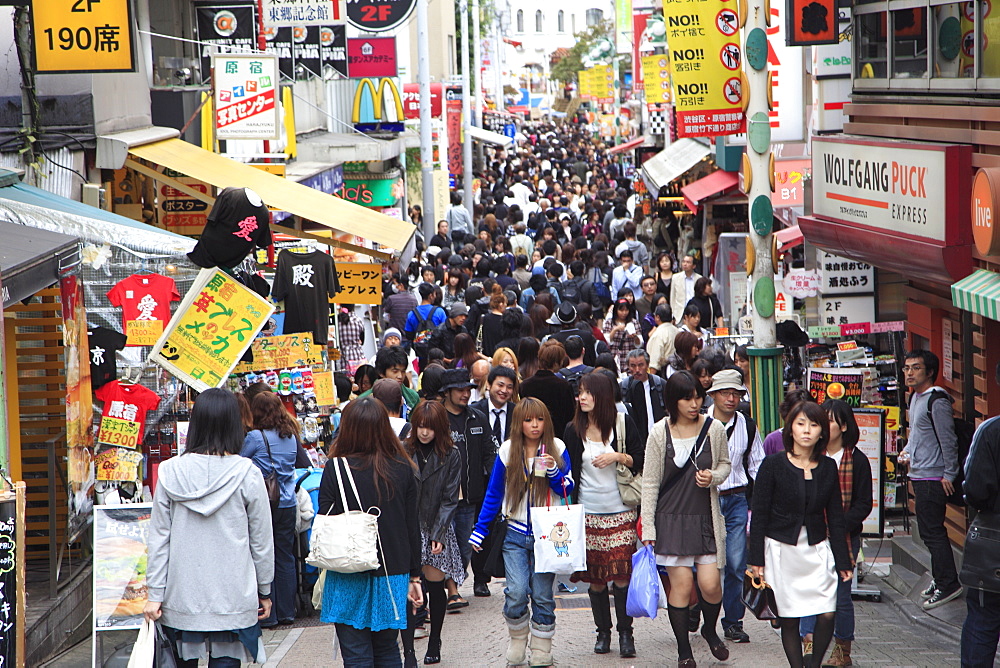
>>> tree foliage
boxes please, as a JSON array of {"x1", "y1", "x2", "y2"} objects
[{"x1": 549, "y1": 20, "x2": 613, "y2": 84}]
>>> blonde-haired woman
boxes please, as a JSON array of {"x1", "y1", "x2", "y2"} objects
[
  {"x1": 491, "y1": 346, "x2": 521, "y2": 400},
  {"x1": 470, "y1": 398, "x2": 574, "y2": 668}
]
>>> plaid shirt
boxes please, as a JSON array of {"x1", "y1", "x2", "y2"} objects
[{"x1": 336, "y1": 315, "x2": 365, "y2": 372}]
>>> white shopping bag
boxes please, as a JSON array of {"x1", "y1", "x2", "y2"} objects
[
  {"x1": 530, "y1": 499, "x2": 587, "y2": 575},
  {"x1": 127, "y1": 619, "x2": 155, "y2": 668}
]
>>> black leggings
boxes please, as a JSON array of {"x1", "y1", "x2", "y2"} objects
[{"x1": 780, "y1": 613, "x2": 834, "y2": 668}]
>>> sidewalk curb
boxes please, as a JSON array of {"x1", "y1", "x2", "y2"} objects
[
  {"x1": 265, "y1": 628, "x2": 303, "y2": 667},
  {"x1": 870, "y1": 574, "x2": 962, "y2": 644}
]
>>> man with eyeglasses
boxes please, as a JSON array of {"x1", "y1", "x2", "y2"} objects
[
  {"x1": 899, "y1": 349, "x2": 963, "y2": 610},
  {"x1": 707, "y1": 367, "x2": 765, "y2": 643}
]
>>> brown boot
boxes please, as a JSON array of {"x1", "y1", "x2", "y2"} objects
[{"x1": 823, "y1": 639, "x2": 852, "y2": 667}]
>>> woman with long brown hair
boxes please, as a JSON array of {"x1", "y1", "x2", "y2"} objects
[
  {"x1": 562, "y1": 372, "x2": 645, "y2": 658},
  {"x1": 318, "y1": 396, "x2": 422, "y2": 666},
  {"x1": 241, "y1": 392, "x2": 301, "y2": 627},
  {"x1": 398, "y1": 401, "x2": 463, "y2": 666},
  {"x1": 469, "y1": 398, "x2": 575, "y2": 668},
  {"x1": 663, "y1": 330, "x2": 704, "y2": 378},
  {"x1": 452, "y1": 332, "x2": 485, "y2": 370}
]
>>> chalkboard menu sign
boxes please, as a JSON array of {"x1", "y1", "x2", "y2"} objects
[{"x1": 0, "y1": 498, "x2": 16, "y2": 668}]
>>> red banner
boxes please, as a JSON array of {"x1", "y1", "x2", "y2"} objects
[
  {"x1": 216, "y1": 89, "x2": 276, "y2": 129},
  {"x1": 402, "y1": 82, "x2": 443, "y2": 119},
  {"x1": 446, "y1": 98, "x2": 462, "y2": 177}
]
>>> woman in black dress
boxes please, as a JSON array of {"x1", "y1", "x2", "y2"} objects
[{"x1": 688, "y1": 277, "x2": 724, "y2": 330}]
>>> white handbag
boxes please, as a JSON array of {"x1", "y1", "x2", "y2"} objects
[{"x1": 306, "y1": 458, "x2": 381, "y2": 573}]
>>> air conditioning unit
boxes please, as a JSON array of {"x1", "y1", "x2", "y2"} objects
[{"x1": 82, "y1": 183, "x2": 106, "y2": 210}]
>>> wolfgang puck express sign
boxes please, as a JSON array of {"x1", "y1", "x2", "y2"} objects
[{"x1": 812, "y1": 136, "x2": 971, "y2": 243}]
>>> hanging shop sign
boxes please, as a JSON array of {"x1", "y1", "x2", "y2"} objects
[
  {"x1": 95, "y1": 447, "x2": 145, "y2": 481},
  {"x1": 615, "y1": 0, "x2": 633, "y2": 54},
  {"x1": 817, "y1": 249, "x2": 874, "y2": 295},
  {"x1": 403, "y1": 82, "x2": 443, "y2": 119},
  {"x1": 195, "y1": 3, "x2": 256, "y2": 85},
  {"x1": 772, "y1": 158, "x2": 811, "y2": 207},
  {"x1": 632, "y1": 11, "x2": 652, "y2": 91},
  {"x1": 32, "y1": 0, "x2": 135, "y2": 73},
  {"x1": 661, "y1": 0, "x2": 743, "y2": 138},
  {"x1": 93, "y1": 504, "x2": 152, "y2": 629},
  {"x1": 213, "y1": 53, "x2": 280, "y2": 140},
  {"x1": 346, "y1": 0, "x2": 417, "y2": 32},
  {"x1": 158, "y1": 177, "x2": 211, "y2": 236},
  {"x1": 447, "y1": 96, "x2": 463, "y2": 176},
  {"x1": 787, "y1": 0, "x2": 838, "y2": 45},
  {"x1": 783, "y1": 269, "x2": 821, "y2": 298},
  {"x1": 819, "y1": 294, "x2": 875, "y2": 328},
  {"x1": 331, "y1": 263, "x2": 383, "y2": 304},
  {"x1": 812, "y1": 136, "x2": 972, "y2": 243},
  {"x1": 233, "y1": 333, "x2": 323, "y2": 373},
  {"x1": 972, "y1": 167, "x2": 1000, "y2": 256},
  {"x1": 806, "y1": 367, "x2": 866, "y2": 406},
  {"x1": 641, "y1": 54, "x2": 672, "y2": 106},
  {"x1": 313, "y1": 370, "x2": 336, "y2": 406},
  {"x1": 292, "y1": 26, "x2": 321, "y2": 78},
  {"x1": 261, "y1": 25, "x2": 295, "y2": 81},
  {"x1": 339, "y1": 178, "x2": 402, "y2": 207},
  {"x1": 352, "y1": 77, "x2": 405, "y2": 133},
  {"x1": 319, "y1": 24, "x2": 349, "y2": 78},
  {"x1": 347, "y1": 37, "x2": 397, "y2": 78},
  {"x1": 150, "y1": 268, "x2": 275, "y2": 392},
  {"x1": 262, "y1": 0, "x2": 343, "y2": 26},
  {"x1": 592, "y1": 64, "x2": 615, "y2": 105}
]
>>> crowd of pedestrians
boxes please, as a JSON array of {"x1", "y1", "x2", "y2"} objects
[{"x1": 138, "y1": 121, "x2": 992, "y2": 668}]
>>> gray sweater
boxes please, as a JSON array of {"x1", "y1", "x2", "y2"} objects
[
  {"x1": 904, "y1": 386, "x2": 959, "y2": 482},
  {"x1": 147, "y1": 453, "x2": 274, "y2": 631}
]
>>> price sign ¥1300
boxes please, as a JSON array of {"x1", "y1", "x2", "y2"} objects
[{"x1": 32, "y1": 0, "x2": 136, "y2": 73}]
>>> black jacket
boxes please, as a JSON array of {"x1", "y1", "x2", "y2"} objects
[
  {"x1": 520, "y1": 370, "x2": 576, "y2": 440},
  {"x1": 842, "y1": 446, "x2": 874, "y2": 537},
  {"x1": 411, "y1": 445, "x2": 462, "y2": 544},
  {"x1": 428, "y1": 321, "x2": 468, "y2": 359},
  {"x1": 563, "y1": 413, "x2": 645, "y2": 505},
  {"x1": 450, "y1": 405, "x2": 500, "y2": 505},
  {"x1": 620, "y1": 374, "x2": 667, "y2": 446},
  {"x1": 549, "y1": 326, "x2": 599, "y2": 367},
  {"x1": 471, "y1": 397, "x2": 514, "y2": 443},
  {"x1": 748, "y1": 453, "x2": 851, "y2": 572},
  {"x1": 318, "y1": 457, "x2": 421, "y2": 577},
  {"x1": 964, "y1": 416, "x2": 1000, "y2": 512}
]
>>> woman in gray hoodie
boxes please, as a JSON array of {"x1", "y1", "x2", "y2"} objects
[{"x1": 145, "y1": 388, "x2": 275, "y2": 667}]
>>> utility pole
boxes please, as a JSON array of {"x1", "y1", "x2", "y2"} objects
[
  {"x1": 417, "y1": 0, "x2": 436, "y2": 241},
  {"x1": 473, "y1": 0, "x2": 482, "y2": 128},
  {"x1": 460, "y1": 0, "x2": 474, "y2": 217},
  {"x1": 743, "y1": 0, "x2": 782, "y2": 434},
  {"x1": 13, "y1": 7, "x2": 38, "y2": 185}
]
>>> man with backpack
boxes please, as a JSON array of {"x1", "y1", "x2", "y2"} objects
[
  {"x1": 546, "y1": 303, "x2": 599, "y2": 367},
  {"x1": 566, "y1": 260, "x2": 602, "y2": 310},
  {"x1": 899, "y1": 349, "x2": 963, "y2": 610},
  {"x1": 556, "y1": 335, "x2": 593, "y2": 395},
  {"x1": 708, "y1": 368, "x2": 765, "y2": 644},
  {"x1": 403, "y1": 283, "x2": 447, "y2": 369},
  {"x1": 620, "y1": 349, "x2": 666, "y2": 446}
]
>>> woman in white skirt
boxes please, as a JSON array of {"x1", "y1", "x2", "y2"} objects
[{"x1": 748, "y1": 401, "x2": 853, "y2": 668}]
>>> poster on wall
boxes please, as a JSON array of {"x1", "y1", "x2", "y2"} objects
[
  {"x1": 93, "y1": 504, "x2": 152, "y2": 630},
  {"x1": 150, "y1": 268, "x2": 275, "y2": 392},
  {"x1": 806, "y1": 367, "x2": 865, "y2": 406},
  {"x1": 854, "y1": 409, "x2": 885, "y2": 535}
]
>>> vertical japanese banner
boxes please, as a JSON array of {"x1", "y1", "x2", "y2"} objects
[
  {"x1": 446, "y1": 97, "x2": 463, "y2": 177},
  {"x1": 594, "y1": 64, "x2": 615, "y2": 104},
  {"x1": 578, "y1": 70, "x2": 591, "y2": 100},
  {"x1": 615, "y1": 0, "x2": 633, "y2": 54},
  {"x1": 149, "y1": 268, "x2": 275, "y2": 392},
  {"x1": 632, "y1": 12, "x2": 651, "y2": 90},
  {"x1": 0, "y1": 492, "x2": 18, "y2": 667},
  {"x1": 641, "y1": 54, "x2": 672, "y2": 106},
  {"x1": 661, "y1": 0, "x2": 744, "y2": 138},
  {"x1": 60, "y1": 275, "x2": 95, "y2": 542}
]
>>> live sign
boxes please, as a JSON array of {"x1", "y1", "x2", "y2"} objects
[{"x1": 32, "y1": 0, "x2": 135, "y2": 73}]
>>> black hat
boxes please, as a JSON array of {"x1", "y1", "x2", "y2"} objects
[
  {"x1": 440, "y1": 368, "x2": 476, "y2": 391},
  {"x1": 776, "y1": 320, "x2": 810, "y2": 347},
  {"x1": 547, "y1": 302, "x2": 578, "y2": 325}
]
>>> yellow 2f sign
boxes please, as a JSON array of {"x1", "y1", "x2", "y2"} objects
[
  {"x1": 33, "y1": 0, "x2": 136, "y2": 73},
  {"x1": 352, "y1": 78, "x2": 405, "y2": 133}
]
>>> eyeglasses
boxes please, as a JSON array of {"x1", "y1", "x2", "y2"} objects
[
  {"x1": 901, "y1": 365, "x2": 925, "y2": 372},
  {"x1": 714, "y1": 390, "x2": 744, "y2": 399}
]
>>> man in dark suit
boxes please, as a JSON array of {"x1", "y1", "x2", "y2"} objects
[
  {"x1": 620, "y1": 349, "x2": 667, "y2": 446},
  {"x1": 472, "y1": 365, "x2": 518, "y2": 450}
]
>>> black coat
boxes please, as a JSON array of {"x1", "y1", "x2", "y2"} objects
[
  {"x1": 520, "y1": 370, "x2": 576, "y2": 440},
  {"x1": 620, "y1": 374, "x2": 667, "y2": 446},
  {"x1": 411, "y1": 445, "x2": 462, "y2": 545},
  {"x1": 450, "y1": 405, "x2": 500, "y2": 505},
  {"x1": 563, "y1": 413, "x2": 645, "y2": 505},
  {"x1": 318, "y1": 457, "x2": 421, "y2": 577},
  {"x1": 549, "y1": 326, "x2": 599, "y2": 367},
  {"x1": 748, "y1": 453, "x2": 851, "y2": 572},
  {"x1": 471, "y1": 397, "x2": 514, "y2": 443},
  {"x1": 428, "y1": 321, "x2": 468, "y2": 359}
]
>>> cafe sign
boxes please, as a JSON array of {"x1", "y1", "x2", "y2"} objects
[
  {"x1": 972, "y1": 168, "x2": 1000, "y2": 256},
  {"x1": 812, "y1": 136, "x2": 971, "y2": 244}
]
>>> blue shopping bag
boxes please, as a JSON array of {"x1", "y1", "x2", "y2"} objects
[{"x1": 625, "y1": 545, "x2": 660, "y2": 619}]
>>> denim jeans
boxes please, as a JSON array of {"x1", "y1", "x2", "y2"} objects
[
  {"x1": 335, "y1": 623, "x2": 402, "y2": 667},
  {"x1": 912, "y1": 479, "x2": 960, "y2": 593},
  {"x1": 453, "y1": 501, "x2": 491, "y2": 584},
  {"x1": 961, "y1": 588, "x2": 1000, "y2": 668},
  {"x1": 502, "y1": 529, "x2": 556, "y2": 629},
  {"x1": 719, "y1": 491, "x2": 749, "y2": 630},
  {"x1": 262, "y1": 505, "x2": 298, "y2": 625},
  {"x1": 801, "y1": 534, "x2": 861, "y2": 640}
]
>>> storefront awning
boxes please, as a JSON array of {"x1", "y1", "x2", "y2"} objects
[
  {"x1": 640, "y1": 139, "x2": 711, "y2": 192},
  {"x1": 608, "y1": 137, "x2": 645, "y2": 155},
  {"x1": 775, "y1": 225, "x2": 804, "y2": 251},
  {"x1": 468, "y1": 126, "x2": 514, "y2": 147},
  {"x1": 681, "y1": 170, "x2": 740, "y2": 213},
  {"x1": 0, "y1": 219, "x2": 78, "y2": 308},
  {"x1": 952, "y1": 269, "x2": 1000, "y2": 321},
  {"x1": 126, "y1": 139, "x2": 414, "y2": 258}
]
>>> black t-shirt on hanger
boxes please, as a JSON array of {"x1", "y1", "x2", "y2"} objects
[
  {"x1": 188, "y1": 187, "x2": 273, "y2": 268},
  {"x1": 271, "y1": 248, "x2": 340, "y2": 345},
  {"x1": 88, "y1": 326, "x2": 128, "y2": 388}
]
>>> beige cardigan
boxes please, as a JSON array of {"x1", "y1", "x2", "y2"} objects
[{"x1": 640, "y1": 416, "x2": 731, "y2": 569}]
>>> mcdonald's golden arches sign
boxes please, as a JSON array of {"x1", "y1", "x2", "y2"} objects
[{"x1": 352, "y1": 77, "x2": 404, "y2": 133}]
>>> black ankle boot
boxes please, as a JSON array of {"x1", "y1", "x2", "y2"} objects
[
  {"x1": 423, "y1": 637, "x2": 441, "y2": 664},
  {"x1": 612, "y1": 584, "x2": 636, "y2": 658},
  {"x1": 619, "y1": 631, "x2": 637, "y2": 658},
  {"x1": 404, "y1": 648, "x2": 418, "y2": 668},
  {"x1": 588, "y1": 588, "x2": 613, "y2": 654}
]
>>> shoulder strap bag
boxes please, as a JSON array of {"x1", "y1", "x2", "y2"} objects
[
  {"x1": 960, "y1": 511, "x2": 1000, "y2": 594},
  {"x1": 614, "y1": 413, "x2": 642, "y2": 508},
  {"x1": 306, "y1": 458, "x2": 382, "y2": 574},
  {"x1": 260, "y1": 430, "x2": 280, "y2": 509}
]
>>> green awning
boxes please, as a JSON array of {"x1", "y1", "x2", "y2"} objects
[{"x1": 952, "y1": 269, "x2": 1000, "y2": 321}]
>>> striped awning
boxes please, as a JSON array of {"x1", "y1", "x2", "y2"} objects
[{"x1": 952, "y1": 269, "x2": 1000, "y2": 321}]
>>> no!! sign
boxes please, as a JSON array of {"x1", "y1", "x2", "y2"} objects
[{"x1": 347, "y1": 0, "x2": 418, "y2": 32}]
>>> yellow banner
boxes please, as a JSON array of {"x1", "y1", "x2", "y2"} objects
[
  {"x1": 234, "y1": 333, "x2": 324, "y2": 373},
  {"x1": 641, "y1": 54, "x2": 673, "y2": 105},
  {"x1": 331, "y1": 263, "x2": 383, "y2": 305},
  {"x1": 662, "y1": 0, "x2": 744, "y2": 138},
  {"x1": 578, "y1": 70, "x2": 591, "y2": 100},
  {"x1": 150, "y1": 268, "x2": 275, "y2": 392},
  {"x1": 97, "y1": 416, "x2": 142, "y2": 449},
  {"x1": 593, "y1": 64, "x2": 615, "y2": 104},
  {"x1": 96, "y1": 446, "x2": 145, "y2": 482},
  {"x1": 32, "y1": 0, "x2": 135, "y2": 73}
]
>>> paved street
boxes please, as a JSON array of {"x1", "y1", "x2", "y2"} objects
[{"x1": 258, "y1": 576, "x2": 961, "y2": 667}]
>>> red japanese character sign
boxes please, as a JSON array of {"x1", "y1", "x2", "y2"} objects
[{"x1": 149, "y1": 268, "x2": 275, "y2": 392}]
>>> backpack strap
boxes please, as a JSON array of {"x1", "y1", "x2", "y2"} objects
[{"x1": 926, "y1": 389, "x2": 951, "y2": 451}]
